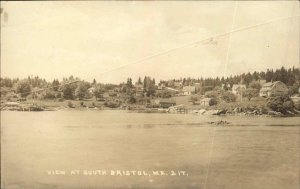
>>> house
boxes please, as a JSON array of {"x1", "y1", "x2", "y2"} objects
[
  {"x1": 157, "y1": 83, "x2": 166, "y2": 90},
  {"x1": 174, "y1": 81, "x2": 183, "y2": 88},
  {"x1": 259, "y1": 81, "x2": 288, "y2": 97},
  {"x1": 232, "y1": 84, "x2": 246, "y2": 95},
  {"x1": 135, "y1": 88, "x2": 144, "y2": 97},
  {"x1": 290, "y1": 94, "x2": 300, "y2": 109},
  {"x1": 87, "y1": 87, "x2": 95, "y2": 95},
  {"x1": 182, "y1": 86, "x2": 196, "y2": 96},
  {"x1": 165, "y1": 87, "x2": 179, "y2": 93},
  {"x1": 153, "y1": 99, "x2": 176, "y2": 108},
  {"x1": 221, "y1": 83, "x2": 230, "y2": 90},
  {"x1": 258, "y1": 79, "x2": 267, "y2": 86}
]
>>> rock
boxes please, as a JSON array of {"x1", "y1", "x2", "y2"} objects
[
  {"x1": 268, "y1": 111, "x2": 283, "y2": 116},
  {"x1": 233, "y1": 107, "x2": 239, "y2": 113},
  {"x1": 216, "y1": 109, "x2": 226, "y2": 115},
  {"x1": 198, "y1": 109, "x2": 206, "y2": 115},
  {"x1": 208, "y1": 120, "x2": 230, "y2": 126},
  {"x1": 286, "y1": 110, "x2": 295, "y2": 115},
  {"x1": 204, "y1": 110, "x2": 219, "y2": 115}
]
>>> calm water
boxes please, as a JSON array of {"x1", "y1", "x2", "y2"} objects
[{"x1": 1, "y1": 110, "x2": 299, "y2": 189}]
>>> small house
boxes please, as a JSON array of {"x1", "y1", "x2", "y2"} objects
[
  {"x1": 259, "y1": 81, "x2": 288, "y2": 97},
  {"x1": 87, "y1": 87, "x2": 95, "y2": 95},
  {"x1": 232, "y1": 84, "x2": 246, "y2": 95},
  {"x1": 290, "y1": 94, "x2": 300, "y2": 109},
  {"x1": 182, "y1": 86, "x2": 196, "y2": 96},
  {"x1": 135, "y1": 88, "x2": 144, "y2": 97}
]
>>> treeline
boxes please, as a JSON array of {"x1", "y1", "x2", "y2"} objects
[
  {"x1": 160, "y1": 66, "x2": 299, "y2": 89},
  {"x1": 0, "y1": 66, "x2": 299, "y2": 100}
]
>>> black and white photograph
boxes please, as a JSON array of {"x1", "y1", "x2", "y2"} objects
[{"x1": 1, "y1": 1, "x2": 299, "y2": 189}]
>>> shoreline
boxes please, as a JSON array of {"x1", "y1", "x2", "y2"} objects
[{"x1": 2, "y1": 104, "x2": 300, "y2": 118}]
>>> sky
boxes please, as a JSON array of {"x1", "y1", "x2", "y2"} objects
[{"x1": 1, "y1": 1, "x2": 299, "y2": 84}]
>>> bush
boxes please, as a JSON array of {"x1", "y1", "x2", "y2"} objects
[
  {"x1": 221, "y1": 91, "x2": 236, "y2": 103},
  {"x1": 80, "y1": 101, "x2": 85, "y2": 107},
  {"x1": 67, "y1": 101, "x2": 74, "y2": 108},
  {"x1": 58, "y1": 98, "x2": 64, "y2": 102},
  {"x1": 190, "y1": 95, "x2": 199, "y2": 104},
  {"x1": 43, "y1": 91, "x2": 56, "y2": 100},
  {"x1": 244, "y1": 88, "x2": 259, "y2": 101},
  {"x1": 267, "y1": 95, "x2": 294, "y2": 113},
  {"x1": 104, "y1": 101, "x2": 120, "y2": 108},
  {"x1": 205, "y1": 91, "x2": 218, "y2": 98},
  {"x1": 209, "y1": 98, "x2": 218, "y2": 106},
  {"x1": 282, "y1": 101, "x2": 294, "y2": 111}
]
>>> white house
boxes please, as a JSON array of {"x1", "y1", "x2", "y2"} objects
[
  {"x1": 232, "y1": 84, "x2": 246, "y2": 95},
  {"x1": 182, "y1": 86, "x2": 196, "y2": 96},
  {"x1": 259, "y1": 81, "x2": 288, "y2": 97}
]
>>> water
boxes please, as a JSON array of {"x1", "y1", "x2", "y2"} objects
[{"x1": 1, "y1": 110, "x2": 299, "y2": 189}]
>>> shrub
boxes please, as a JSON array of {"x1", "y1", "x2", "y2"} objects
[
  {"x1": 209, "y1": 98, "x2": 218, "y2": 106},
  {"x1": 43, "y1": 91, "x2": 56, "y2": 99},
  {"x1": 104, "y1": 101, "x2": 120, "y2": 108},
  {"x1": 282, "y1": 101, "x2": 294, "y2": 111},
  {"x1": 67, "y1": 101, "x2": 74, "y2": 108},
  {"x1": 205, "y1": 91, "x2": 218, "y2": 98},
  {"x1": 267, "y1": 95, "x2": 294, "y2": 113},
  {"x1": 221, "y1": 91, "x2": 236, "y2": 102},
  {"x1": 190, "y1": 95, "x2": 199, "y2": 104},
  {"x1": 244, "y1": 88, "x2": 259, "y2": 101}
]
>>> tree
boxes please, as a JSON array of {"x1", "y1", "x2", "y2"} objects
[
  {"x1": 52, "y1": 79, "x2": 60, "y2": 91},
  {"x1": 16, "y1": 80, "x2": 31, "y2": 98},
  {"x1": 244, "y1": 88, "x2": 259, "y2": 101},
  {"x1": 205, "y1": 91, "x2": 218, "y2": 98},
  {"x1": 126, "y1": 78, "x2": 133, "y2": 88},
  {"x1": 288, "y1": 83, "x2": 300, "y2": 95},
  {"x1": 42, "y1": 90, "x2": 56, "y2": 99},
  {"x1": 94, "y1": 86, "x2": 104, "y2": 100},
  {"x1": 92, "y1": 78, "x2": 97, "y2": 86},
  {"x1": 137, "y1": 77, "x2": 142, "y2": 84},
  {"x1": 75, "y1": 82, "x2": 90, "y2": 100},
  {"x1": 128, "y1": 95, "x2": 136, "y2": 104},
  {"x1": 61, "y1": 84, "x2": 75, "y2": 100},
  {"x1": 249, "y1": 80, "x2": 262, "y2": 90}
]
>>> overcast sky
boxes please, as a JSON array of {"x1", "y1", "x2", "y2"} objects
[{"x1": 1, "y1": 1, "x2": 299, "y2": 84}]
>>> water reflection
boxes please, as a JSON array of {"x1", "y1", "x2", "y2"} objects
[{"x1": 1, "y1": 110, "x2": 299, "y2": 189}]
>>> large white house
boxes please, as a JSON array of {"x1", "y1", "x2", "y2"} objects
[
  {"x1": 259, "y1": 81, "x2": 288, "y2": 97},
  {"x1": 182, "y1": 86, "x2": 196, "y2": 96}
]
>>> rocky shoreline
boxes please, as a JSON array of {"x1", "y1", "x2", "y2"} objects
[{"x1": 191, "y1": 107, "x2": 300, "y2": 117}]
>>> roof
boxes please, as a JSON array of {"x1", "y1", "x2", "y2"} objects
[
  {"x1": 165, "y1": 87, "x2": 178, "y2": 92},
  {"x1": 200, "y1": 98, "x2": 212, "y2": 102},
  {"x1": 232, "y1": 84, "x2": 246, "y2": 90},
  {"x1": 262, "y1": 82, "x2": 275, "y2": 87},
  {"x1": 262, "y1": 81, "x2": 282, "y2": 87}
]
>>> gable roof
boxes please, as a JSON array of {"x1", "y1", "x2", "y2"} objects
[
  {"x1": 262, "y1": 81, "x2": 283, "y2": 88},
  {"x1": 232, "y1": 84, "x2": 246, "y2": 90}
]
